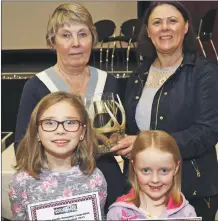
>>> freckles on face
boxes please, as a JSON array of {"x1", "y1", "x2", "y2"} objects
[
  {"x1": 147, "y1": 4, "x2": 188, "y2": 54},
  {"x1": 54, "y1": 22, "x2": 93, "y2": 68}
]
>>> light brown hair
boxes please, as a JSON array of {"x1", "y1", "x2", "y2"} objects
[
  {"x1": 46, "y1": 3, "x2": 97, "y2": 47},
  {"x1": 15, "y1": 91, "x2": 97, "y2": 179},
  {"x1": 128, "y1": 130, "x2": 182, "y2": 207}
]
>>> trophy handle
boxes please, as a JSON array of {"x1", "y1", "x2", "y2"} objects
[
  {"x1": 116, "y1": 94, "x2": 126, "y2": 129},
  {"x1": 103, "y1": 94, "x2": 126, "y2": 130}
]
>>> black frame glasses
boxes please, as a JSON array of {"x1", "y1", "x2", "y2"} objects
[{"x1": 37, "y1": 119, "x2": 85, "y2": 132}]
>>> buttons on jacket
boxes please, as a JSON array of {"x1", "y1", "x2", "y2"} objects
[
  {"x1": 164, "y1": 92, "x2": 168, "y2": 95},
  {"x1": 135, "y1": 80, "x2": 138, "y2": 83},
  {"x1": 160, "y1": 116, "x2": 164, "y2": 120},
  {"x1": 135, "y1": 96, "x2": 139, "y2": 100}
]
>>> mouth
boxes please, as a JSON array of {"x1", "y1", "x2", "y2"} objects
[
  {"x1": 149, "y1": 185, "x2": 163, "y2": 190},
  {"x1": 52, "y1": 139, "x2": 70, "y2": 146},
  {"x1": 160, "y1": 36, "x2": 173, "y2": 40},
  {"x1": 69, "y1": 53, "x2": 82, "y2": 56}
]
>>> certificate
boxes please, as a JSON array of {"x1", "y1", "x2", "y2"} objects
[
  {"x1": 27, "y1": 192, "x2": 101, "y2": 220},
  {"x1": 138, "y1": 218, "x2": 202, "y2": 221}
]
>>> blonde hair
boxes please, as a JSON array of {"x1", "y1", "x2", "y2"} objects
[
  {"x1": 46, "y1": 3, "x2": 97, "y2": 47},
  {"x1": 128, "y1": 130, "x2": 182, "y2": 207},
  {"x1": 15, "y1": 91, "x2": 97, "y2": 179}
]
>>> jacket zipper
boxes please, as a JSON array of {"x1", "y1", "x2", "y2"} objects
[
  {"x1": 138, "y1": 71, "x2": 148, "y2": 90},
  {"x1": 138, "y1": 76, "x2": 144, "y2": 90},
  {"x1": 191, "y1": 159, "x2": 201, "y2": 177},
  {"x1": 154, "y1": 86, "x2": 164, "y2": 130}
]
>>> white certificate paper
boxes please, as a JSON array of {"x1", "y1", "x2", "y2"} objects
[
  {"x1": 27, "y1": 192, "x2": 101, "y2": 220},
  {"x1": 137, "y1": 218, "x2": 202, "y2": 221}
]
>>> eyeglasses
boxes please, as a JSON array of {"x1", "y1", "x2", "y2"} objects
[{"x1": 38, "y1": 119, "x2": 85, "y2": 132}]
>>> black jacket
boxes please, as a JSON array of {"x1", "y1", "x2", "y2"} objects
[{"x1": 125, "y1": 52, "x2": 218, "y2": 199}]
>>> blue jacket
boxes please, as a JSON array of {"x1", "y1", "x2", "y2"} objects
[
  {"x1": 124, "y1": 53, "x2": 218, "y2": 199},
  {"x1": 107, "y1": 189, "x2": 197, "y2": 220}
]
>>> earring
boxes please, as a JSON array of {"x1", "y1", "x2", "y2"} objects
[
  {"x1": 80, "y1": 136, "x2": 83, "y2": 141},
  {"x1": 37, "y1": 134, "x2": 41, "y2": 142},
  {"x1": 146, "y1": 28, "x2": 150, "y2": 38}
]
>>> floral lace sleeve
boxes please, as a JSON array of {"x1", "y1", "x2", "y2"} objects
[{"x1": 8, "y1": 172, "x2": 29, "y2": 220}]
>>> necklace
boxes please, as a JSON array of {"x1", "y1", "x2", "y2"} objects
[{"x1": 57, "y1": 66, "x2": 87, "y2": 94}]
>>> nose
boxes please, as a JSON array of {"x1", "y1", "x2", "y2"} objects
[
  {"x1": 56, "y1": 123, "x2": 66, "y2": 133},
  {"x1": 161, "y1": 20, "x2": 169, "y2": 31},
  {"x1": 71, "y1": 35, "x2": 79, "y2": 47},
  {"x1": 151, "y1": 172, "x2": 159, "y2": 183}
]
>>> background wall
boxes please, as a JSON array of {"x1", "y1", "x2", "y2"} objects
[{"x1": 2, "y1": 1, "x2": 137, "y2": 50}]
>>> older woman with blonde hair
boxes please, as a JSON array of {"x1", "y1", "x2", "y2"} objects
[{"x1": 14, "y1": 2, "x2": 125, "y2": 213}]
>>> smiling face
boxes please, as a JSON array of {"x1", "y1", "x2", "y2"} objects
[
  {"x1": 147, "y1": 4, "x2": 188, "y2": 55},
  {"x1": 133, "y1": 147, "x2": 179, "y2": 203},
  {"x1": 38, "y1": 101, "x2": 85, "y2": 160},
  {"x1": 54, "y1": 22, "x2": 93, "y2": 69}
]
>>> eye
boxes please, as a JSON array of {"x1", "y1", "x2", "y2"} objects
[
  {"x1": 78, "y1": 32, "x2": 88, "y2": 38},
  {"x1": 43, "y1": 120, "x2": 56, "y2": 125},
  {"x1": 62, "y1": 33, "x2": 71, "y2": 39},
  {"x1": 65, "y1": 120, "x2": 78, "y2": 125},
  {"x1": 160, "y1": 168, "x2": 168, "y2": 174},
  {"x1": 142, "y1": 168, "x2": 151, "y2": 174},
  {"x1": 169, "y1": 19, "x2": 177, "y2": 24},
  {"x1": 153, "y1": 20, "x2": 161, "y2": 26}
]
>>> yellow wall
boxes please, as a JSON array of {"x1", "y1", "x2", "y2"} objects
[{"x1": 2, "y1": 1, "x2": 137, "y2": 49}]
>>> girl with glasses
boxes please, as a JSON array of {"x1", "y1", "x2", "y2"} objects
[{"x1": 8, "y1": 91, "x2": 107, "y2": 220}]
